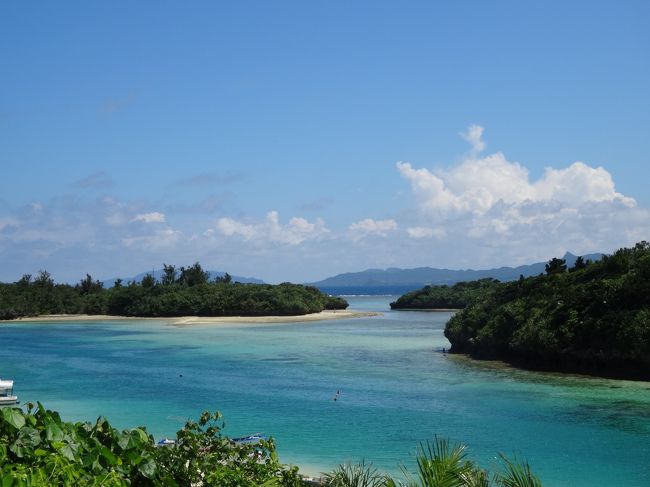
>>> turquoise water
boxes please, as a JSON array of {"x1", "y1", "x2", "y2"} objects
[{"x1": 2, "y1": 296, "x2": 650, "y2": 486}]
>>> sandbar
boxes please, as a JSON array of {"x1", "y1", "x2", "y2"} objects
[{"x1": 1, "y1": 310, "x2": 381, "y2": 326}]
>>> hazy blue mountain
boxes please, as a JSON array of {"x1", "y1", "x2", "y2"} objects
[
  {"x1": 311, "y1": 252, "x2": 604, "y2": 295},
  {"x1": 103, "y1": 270, "x2": 264, "y2": 288}
]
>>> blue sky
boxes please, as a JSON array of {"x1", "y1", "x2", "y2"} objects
[{"x1": 1, "y1": 1, "x2": 649, "y2": 283}]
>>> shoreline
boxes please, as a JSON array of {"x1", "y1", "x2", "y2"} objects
[
  {"x1": 1, "y1": 309, "x2": 381, "y2": 326},
  {"x1": 390, "y1": 307, "x2": 460, "y2": 312},
  {"x1": 446, "y1": 351, "x2": 650, "y2": 385}
]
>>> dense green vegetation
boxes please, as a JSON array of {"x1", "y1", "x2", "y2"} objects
[
  {"x1": 0, "y1": 403, "x2": 303, "y2": 486},
  {"x1": 444, "y1": 242, "x2": 650, "y2": 380},
  {"x1": 0, "y1": 263, "x2": 347, "y2": 320},
  {"x1": 323, "y1": 439, "x2": 542, "y2": 487},
  {"x1": 0, "y1": 405, "x2": 542, "y2": 487},
  {"x1": 390, "y1": 279, "x2": 501, "y2": 310}
]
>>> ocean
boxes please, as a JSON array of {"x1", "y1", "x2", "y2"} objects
[{"x1": 1, "y1": 295, "x2": 649, "y2": 486}]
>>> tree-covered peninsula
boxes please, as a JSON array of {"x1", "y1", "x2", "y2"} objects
[
  {"x1": 390, "y1": 279, "x2": 501, "y2": 310},
  {"x1": 444, "y1": 242, "x2": 650, "y2": 380},
  {"x1": 0, "y1": 263, "x2": 347, "y2": 320}
]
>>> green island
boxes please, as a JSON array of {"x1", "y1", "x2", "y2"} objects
[
  {"x1": 0, "y1": 263, "x2": 348, "y2": 320},
  {"x1": 0, "y1": 403, "x2": 542, "y2": 486},
  {"x1": 396, "y1": 242, "x2": 650, "y2": 381}
]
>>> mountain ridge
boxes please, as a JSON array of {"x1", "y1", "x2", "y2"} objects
[{"x1": 311, "y1": 252, "x2": 604, "y2": 294}]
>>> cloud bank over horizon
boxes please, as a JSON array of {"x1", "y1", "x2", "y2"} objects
[
  {"x1": 0, "y1": 126, "x2": 647, "y2": 283},
  {"x1": 390, "y1": 126, "x2": 648, "y2": 272}
]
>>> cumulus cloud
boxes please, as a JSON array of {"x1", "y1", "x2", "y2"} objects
[
  {"x1": 395, "y1": 124, "x2": 649, "y2": 266},
  {"x1": 461, "y1": 124, "x2": 486, "y2": 154},
  {"x1": 132, "y1": 212, "x2": 166, "y2": 223},
  {"x1": 1, "y1": 124, "x2": 647, "y2": 284},
  {"x1": 398, "y1": 126, "x2": 636, "y2": 219},
  {"x1": 216, "y1": 211, "x2": 329, "y2": 245},
  {"x1": 348, "y1": 218, "x2": 398, "y2": 240},
  {"x1": 396, "y1": 162, "x2": 461, "y2": 216}
]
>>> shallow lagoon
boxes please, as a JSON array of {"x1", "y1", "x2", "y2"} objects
[{"x1": 2, "y1": 296, "x2": 650, "y2": 486}]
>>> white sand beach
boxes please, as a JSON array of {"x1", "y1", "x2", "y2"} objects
[{"x1": 2, "y1": 309, "x2": 381, "y2": 326}]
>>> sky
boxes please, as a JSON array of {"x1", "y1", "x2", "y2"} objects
[{"x1": 1, "y1": 1, "x2": 649, "y2": 283}]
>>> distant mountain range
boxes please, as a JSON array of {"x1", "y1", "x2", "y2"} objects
[
  {"x1": 102, "y1": 270, "x2": 264, "y2": 287},
  {"x1": 311, "y1": 252, "x2": 604, "y2": 295},
  {"x1": 99, "y1": 251, "x2": 604, "y2": 295}
]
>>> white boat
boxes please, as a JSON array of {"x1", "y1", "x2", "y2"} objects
[
  {"x1": 0, "y1": 379, "x2": 18, "y2": 405},
  {"x1": 157, "y1": 438, "x2": 176, "y2": 446},
  {"x1": 232, "y1": 433, "x2": 267, "y2": 445}
]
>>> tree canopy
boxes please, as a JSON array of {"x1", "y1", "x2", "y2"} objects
[
  {"x1": 390, "y1": 279, "x2": 501, "y2": 310},
  {"x1": 0, "y1": 263, "x2": 348, "y2": 320},
  {"x1": 443, "y1": 242, "x2": 650, "y2": 380}
]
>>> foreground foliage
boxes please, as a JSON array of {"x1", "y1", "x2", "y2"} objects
[
  {"x1": 323, "y1": 460, "x2": 391, "y2": 487},
  {"x1": 0, "y1": 404, "x2": 543, "y2": 487},
  {"x1": 321, "y1": 438, "x2": 542, "y2": 487},
  {"x1": 0, "y1": 262, "x2": 347, "y2": 319},
  {"x1": 444, "y1": 242, "x2": 650, "y2": 380},
  {"x1": 0, "y1": 403, "x2": 303, "y2": 486}
]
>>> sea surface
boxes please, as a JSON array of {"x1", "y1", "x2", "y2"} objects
[{"x1": 2, "y1": 295, "x2": 650, "y2": 486}]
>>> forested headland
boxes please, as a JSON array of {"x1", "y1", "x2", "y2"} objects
[
  {"x1": 441, "y1": 242, "x2": 650, "y2": 380},
  {"x1": 0, "y1": 263, "x2": 347, "y2": 320},
  {"x1": 390, "y1": 279, "x2": 501, "y2": 310}
]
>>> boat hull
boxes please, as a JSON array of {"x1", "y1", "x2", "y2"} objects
[{"x1": 0, "y1": 396, "x2": 19, "y2": 406}]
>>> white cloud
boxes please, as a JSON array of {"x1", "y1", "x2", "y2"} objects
[
  {"x1": 461, "y1": 124, "x2": 486, "y2": 154},
  {"x1": 407, "y1": 226, "x2": 446, "y2": 239},
  {"x1": 216, "y1": 211, "x2": 329, "y2": 245},
  {"x1": 398, "y1": 125, "x2": 636, "y2": 220},
  {"x1": 395, "y1": 124, "x2": 649, "y2": 268},
  {"x1": 396, "y1": 161, "x2": 462, "y2": 216},
  {"x1": 132, "y1": 212, "x2": 166, "y2": 223},
  {"x1": 216, "y1": 218, "x2": 256, "y2": 240},
  {"x1": 121, "y1": 227, "x2": 181, "y2": 250},
  {"x1": 0, "y1": 124, "x2": 647, "y2": 284},
  {"x1": 348, "y1": 218, "x2": 398, "y2": 240},
  {"x1": 0, "y1": 217, "x2": 18, "y2": 231},
  {"x1": 533, "y1": 162, "x2": 635, "y2": 207}
]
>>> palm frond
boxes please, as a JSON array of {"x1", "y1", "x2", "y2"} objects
[
  {"x1": 323, "y1": 459, "x2": 391, "y2": 487},
  {"x1": 494, "y1": 453, "x2": 542, "y2": 487},
  {"x1": 458, "y1": 468, "x2": 490, "y2": 487},
  {"x1": 408, "y1": 437, "x2": 476, "y2": 487}
]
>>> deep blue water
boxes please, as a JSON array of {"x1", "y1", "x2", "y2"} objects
[{"x1": 1, "y1": 296, "x2": 649, "y2": 486}]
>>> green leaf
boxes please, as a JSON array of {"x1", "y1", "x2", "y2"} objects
[
  {"x1": 45, "y1": 419, "x2": 65, "y2": 442},
  {"x1": 51, "y1": 441, "x2": 66, "y2": 450},
  {"x1": 61, "y1": 441, "x2": 80, "y2": 461},
  {"x1": 99, "y1": 446, "x2": 118, "y2": 466},
  {"x1": 119, "y1": 428, "x2": 150, "y2": 450},
  {"x1": 2, "y1": 408, "x2": 26, "y2": 430},
  {"x1": 138, "y1": 457, "x2": 157, "y2": 479},
  {"x1": 9, "y1": 427, "x2": 42, "y2": 458}
]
